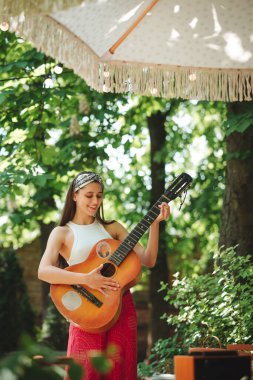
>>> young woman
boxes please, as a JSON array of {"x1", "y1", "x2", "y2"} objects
[{"x1": 38, "y1": 171, "x2": 170, "y2": 380}]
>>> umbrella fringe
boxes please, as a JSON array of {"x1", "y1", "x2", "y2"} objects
[
  {"x1": 1, "y1": 1, "x2": 253, "y2": 102},
  {"x1": 102, "y1": 64, "x2": 253, "y2": 102}
]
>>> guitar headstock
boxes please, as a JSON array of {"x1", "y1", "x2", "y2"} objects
[{"x1": 164, "y1": 173, "x2": 193, "y2": 201}]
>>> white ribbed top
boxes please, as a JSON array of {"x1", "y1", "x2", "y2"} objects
[{"x1": 66, "y1": 219, "x2": 112, "y2": 265}]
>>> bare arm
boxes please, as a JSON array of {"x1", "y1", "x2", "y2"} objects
[
  {"x1": 38, "y1": 226, "x2": 120, "y2": 294},
  {"x1": 109, "y1": 202, "x2": 170, "y2": 268}
]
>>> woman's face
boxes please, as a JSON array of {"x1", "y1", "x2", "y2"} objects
[{"x1": 73, "y1": 182, "x2": 103, "y2": 217}]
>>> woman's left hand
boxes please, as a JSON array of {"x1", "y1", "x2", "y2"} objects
[{"x1": 155, "y1": 202, "x2": 170, "y2": 223}]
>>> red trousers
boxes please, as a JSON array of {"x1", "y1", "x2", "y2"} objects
[{"x1": 66, "y1": 290, "x2": 137, "y2": 380}]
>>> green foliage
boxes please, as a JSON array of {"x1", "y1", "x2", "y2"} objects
[
  {"x1": 138, "y1": 247, "x2": 253, "y2": 376},
  {"x1": 224, "y1": 103, "x2": 253, "y2": 135},
  {"x1": 0, "y1": 30, "x2": 128, "y2": 247},
  {"x1": 138, "y1": 336, "x2": 183, "y2": 377},
  {"x1": 0, "y1": 335, "x2": 83, "y2": 380},
  {"x1": 0, "y1": 249, "x2": 35, "y2": 355},
  {"x1": 113, "y1": 97, "x2": 227, "y2": 277},
  {"x1": 163, "y1": 246, "x2": 253, "y2": 346},
  {"x1": 162, "y1": 100, "x2": 226, "y2": 275},
  {"x1": 37, "y1": 299, "x2": 68, "y2": 351},
  {"x1": 89, "y1": 344, "x2": 117, "y2": 375}
]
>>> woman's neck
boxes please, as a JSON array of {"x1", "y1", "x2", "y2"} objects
[{"x1": 72, "y1": 214, "x2": 95, "y2": 225}]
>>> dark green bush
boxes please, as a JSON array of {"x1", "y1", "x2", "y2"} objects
[
  {"x1": 0, "y1": 249, "x2": 35, "y2": 355},
  {"x1": 138, "y1": 246, "x2": 253, "y2": 376},
  {"x1": 0, "y1": 335, "x2": 83, "y2": 380},
  {"x1": 37, "y1": 298, "x2": 68, "y2": 351}
]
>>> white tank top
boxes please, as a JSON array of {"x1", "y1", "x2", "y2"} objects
[{"x1": 66, "y1": 219, "x2": 112, "y2": 265}]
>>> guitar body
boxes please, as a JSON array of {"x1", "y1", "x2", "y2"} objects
[{"x1": 50, "y1": 238, "x2": 142, "y2": 333}]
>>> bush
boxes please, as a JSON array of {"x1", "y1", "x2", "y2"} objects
[
  {"x1": 138, "y1": 246, "x2": 253, "y2": 376},
  {"x1": 0, "y1": 249, "x2": 35, "y2": 355},
  {"x1": 37, "y1": 298, "x2": 69, "y2": 351},
  {"x1": 138, "y1": 335, "x2": 184, "y2": 377},
  {"x1": 0, "y1": 335, "x2": 83, "y2": 380}
]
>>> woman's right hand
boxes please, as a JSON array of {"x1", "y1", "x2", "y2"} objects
[{"x1": 83, "y1": 264, "x2": 120, "y2": 296}]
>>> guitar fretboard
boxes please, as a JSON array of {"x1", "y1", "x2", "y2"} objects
[{"x1": 109, "y1": 194, "x2": 169, "y2": 266}]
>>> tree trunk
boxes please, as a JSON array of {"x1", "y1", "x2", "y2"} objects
[
  {"x1": 147, "y1": 111, "x2": 171, "y2": 348},
  {"x1": 219, "y1": 101, "x2": 253, "y2": 259}
]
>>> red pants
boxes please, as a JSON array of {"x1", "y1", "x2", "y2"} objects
[{"x1": 66, "y1": 290, "x2": 137, "y2": 380}]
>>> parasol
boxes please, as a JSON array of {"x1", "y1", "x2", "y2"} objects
[{"x1": 1, "y1": 0, "x2": 253, "y2": 101}]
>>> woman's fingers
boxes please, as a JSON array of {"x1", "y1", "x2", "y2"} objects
[
  {"x1": 157, "y1": 202, "x2": 170, "y2": 220},
  {"x1": 89, "y1": 265, "x2": 121, "y2": 291},
  {"x1": 101, "y1": 280, "x2": 120, "y2": 289},
  {"x1": 98, "y1": 280, "x2": 121, "y2": 296}
]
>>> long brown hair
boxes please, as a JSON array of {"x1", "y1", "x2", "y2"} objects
[{"x1": 59, "y1": 171, "x2": 114, "y2": 227}]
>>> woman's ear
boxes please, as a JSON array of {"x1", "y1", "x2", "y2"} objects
[{"x1": 73, "y1": 192, "x2": 77, "y2": 202}]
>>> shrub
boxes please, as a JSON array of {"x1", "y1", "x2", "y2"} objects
[
  {"x1": 37, "y1": 298, "x2": 69, "y2": 351},
  {"x1": 138, "y1": 246, "x2": 253, "y2": 376},
  {"x1": 0, "y1": 249, "x2": 35, "y2": 355},
  {"x1": 0, "y1": 335, "x2": 83, "y2": 380}
]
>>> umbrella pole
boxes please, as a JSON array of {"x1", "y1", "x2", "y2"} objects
[{"x1": 109, "y1": 0, "x2": 159, "y2": 55}]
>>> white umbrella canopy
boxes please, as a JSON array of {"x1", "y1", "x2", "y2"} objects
[{"x1": 1, "y1": 0, "x2": 253, "y2": 101}]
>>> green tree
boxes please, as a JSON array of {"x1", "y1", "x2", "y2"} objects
[
  {"x1": 219, "y1": 101, "x2": 253, "y2": 259},
  {"x1": 0, "y1": 30, "x2": 128, "y2": 279},
  {"x1": 120, "y1": 97, "x2": 227, "y2": 347}
]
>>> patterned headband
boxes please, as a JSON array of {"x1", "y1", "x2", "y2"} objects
[{"x1": 73, "y1": 172, "x2": 103, "y2": 192}]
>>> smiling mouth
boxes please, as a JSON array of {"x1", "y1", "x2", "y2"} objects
[{"x1": 88, "y1": 207, "x2": 97, "y2": 212}]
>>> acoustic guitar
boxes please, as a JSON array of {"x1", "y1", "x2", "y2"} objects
[{"x1": 50, "y1": 173, "x2": 192, "y2": 333}]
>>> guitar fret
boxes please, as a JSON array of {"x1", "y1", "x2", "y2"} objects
[
  {"x1": 143, "y1": 218, "x2": 153, "y2": 225},
  {"x1": 111, "y1": 249, "x2": 125, "y2": 261},
  {"x1": 130, "y1": 230, "x2": 142, "y2": 239},
  {"x1": 112, "y1": 254, "x2": 123, "y2": 264},
  {"x1": 161, "y1": 194, "x2": 170, "y2": 202},
  {"x1": 149, "y1": 209, "x2": 158, "y2": 217},
  {"x1": 110, "y1": 254, "x2": 121, "y2": 264},
  {"x1": 110, "y1": 257, "x2": 120, "y2": 266},
  {"x1": 122, "y1": 240, "x2": 133, "y2": 249},
  {"x1": 115, "y1": 248, "x2": 125, "y2": 257},
  {"x1": 139, "y1": 220, "x2": 149, "y2": 228},
  {"x1": 119, "y1": 246, "x2": 129, "y2": 255}
]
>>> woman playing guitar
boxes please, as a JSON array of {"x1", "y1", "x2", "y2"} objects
[{"x1": 38, "y1": 171, "x2": 170, "y2": 380}]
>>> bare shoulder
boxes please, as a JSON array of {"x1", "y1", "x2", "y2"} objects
[
  {"x1": 105, "y1": 221, "x2": 128, "y2": 241},
  {"x1": 49, "y1": 225, "x2": 70, "y2": 243},
  {"x1": 50, "y1": 225, "x2": 68, "y2": 236}
]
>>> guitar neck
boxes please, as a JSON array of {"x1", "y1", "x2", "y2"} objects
[
  {"x1": 109, "y1": 172, "x2": 192, "y2": 267},
  {"x1": 109, "y1": 194, "x2": 170, "y2": 266}
]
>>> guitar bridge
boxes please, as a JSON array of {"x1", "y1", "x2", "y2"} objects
[{"x1": 71, "y1": 285, "x2": 103, "y2": 308}]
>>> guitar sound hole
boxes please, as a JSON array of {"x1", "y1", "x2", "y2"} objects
[{"x1": 100, "y1": 262, "x2": 116, "y2": 278}]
